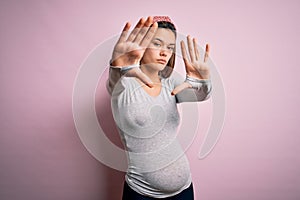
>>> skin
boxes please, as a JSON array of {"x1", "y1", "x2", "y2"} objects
[
  {"x1": 137, "y1": 28, "x2": 175, "y2": 96},
  {"x1": 111, "y1": 16, "x2": 211, "y2": 96},
  {"x1": 140, "y1": 28, "x2": 176, "y2": 77}
]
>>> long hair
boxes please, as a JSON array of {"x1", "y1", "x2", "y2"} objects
[{"x1": 156, "y1": 21, "x2": 177, "y2": 78}]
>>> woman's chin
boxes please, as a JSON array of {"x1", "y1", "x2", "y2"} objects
[
  {"x1": 147, "y1": 63, "x2": 166, "y2": 71},
  {"x1": 158, "y1": 65, "x2": 167, "y2": 71}
]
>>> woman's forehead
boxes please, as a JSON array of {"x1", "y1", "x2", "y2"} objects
[{"x1": 153, "y1": 28, "x2": 176, "y2": 44}]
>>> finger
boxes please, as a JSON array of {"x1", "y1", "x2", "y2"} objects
[
  {"x1": 116, "y1": 22, "x2": 131, "y2": 44},
  {"x1": 171, "y1": 82, "x2": 192, "y2": 96},
  {"x1": 126, "y1": 18, "x2": 145, "y2": 42},
  {"x1": 180, "y1": 40, "x2": 189, "y2": 66},
  {"x1": 204, "y1": 43, "x2": 210, "y2": 63},
  {"x1": 187, "y1": 35, "x2": 196, "y2": 62},
  {"x1": 193, "y1": 38, "x2": 200, "y2": 61},
  {"x1": 140, "y1": 21, "x2": 158, "y2": 48},
  {"x1": 133, "y1": 16, "x2": 153, "y2": 44},
  {"x1": 144, "y1": 16, "x2": 153, "y2": 26},
  {"x1": 126, "y1": 68, "x2": 154, "y2": 88},
  {"x1": 137, "y1": 70, "x2": 154, "y2": 88}
]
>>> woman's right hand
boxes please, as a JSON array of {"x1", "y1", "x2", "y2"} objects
[{"x1": 110, "y1": 16, "x2": 158, "y2": 87}]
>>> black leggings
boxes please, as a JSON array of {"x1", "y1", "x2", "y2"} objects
[{"x1": 122, "y1": 181, "x2": 194, "y2": 200}]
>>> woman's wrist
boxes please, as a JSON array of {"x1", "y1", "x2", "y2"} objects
[
  {"x1": 185, "y1": 75, "x2": 211, "y2": 90},
  {"x1": 186, "y1": 75, "x2": 210, "y2": 83}
]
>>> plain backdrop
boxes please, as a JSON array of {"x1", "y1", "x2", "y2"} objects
[{"x1": 0, "y1": 0, "x2": 299, "y2": 200}]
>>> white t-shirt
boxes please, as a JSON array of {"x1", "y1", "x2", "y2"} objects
[{"x1": 109, "y1": 73, "x2": 212, "y2": 198}]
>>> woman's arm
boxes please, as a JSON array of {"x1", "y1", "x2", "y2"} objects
[
  {"x1": 106, "y1": 66, "x2": 121, "y2": 96},
  {"x1": 171, "y1": 35, "x2": 212, "y2": 102},
  {"x1": 174, "y1": 76, "x2": 212, "y2": 103}
]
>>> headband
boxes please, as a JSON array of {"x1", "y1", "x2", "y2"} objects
[{"x1": 153, "y1": 16, "x2": 176, "y2": 29}]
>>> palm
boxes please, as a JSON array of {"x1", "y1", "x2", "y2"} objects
[
  {"x1": 185, "y1": 61, "x2": 210, "y2": 79},
  {"x1": 171, "y1": 36, "x2": 211, "y2": 95},
  {"x1": 181, "y1": 36, "x2": 210, "y2": 80},
  {"x1": 112, "y1": 42, "x2": 144, "y2": 64},
  {"x1": 111, "y1": 17, "x2": 157, "y2": 67}
]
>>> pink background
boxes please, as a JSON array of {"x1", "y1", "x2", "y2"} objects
[{"x1": 1, "y1": 0, "x2": 300, "y2": 199}]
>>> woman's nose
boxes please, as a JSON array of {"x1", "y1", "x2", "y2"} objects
[{"x1": 159, "y1": 48, "x2": 168, "y2": 57}]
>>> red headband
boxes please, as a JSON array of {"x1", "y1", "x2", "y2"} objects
[{"x1": 153, "y1": 16, "x2": 176, "y2": 29}]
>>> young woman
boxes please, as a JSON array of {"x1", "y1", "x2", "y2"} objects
[{"x1": 106, "y1": 16, "x2": 212, "y2": 200}]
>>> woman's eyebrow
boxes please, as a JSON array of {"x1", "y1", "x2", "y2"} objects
[{"x1": 153, "y1": 38, "x2": 175, "y2": 45}]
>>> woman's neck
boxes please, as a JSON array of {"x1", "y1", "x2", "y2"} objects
[{"x1": 140, "y1": 65, "x2": 161, "y2": 83}]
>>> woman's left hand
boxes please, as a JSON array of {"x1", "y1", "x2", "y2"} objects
[{"x1": 171, "y1": 35, "x2": 211, "y2": 95}]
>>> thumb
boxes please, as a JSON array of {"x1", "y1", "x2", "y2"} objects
[
  {"x1": 125, "y1": 68, "x2": 154, "y2": 88},
  {"x1": 171, "y1": 82, "x2": 192, "y2": 96}
]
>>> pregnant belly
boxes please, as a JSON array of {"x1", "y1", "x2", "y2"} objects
[{"x1": 142, "y1": 155, "x2": 191, "y2": 192}]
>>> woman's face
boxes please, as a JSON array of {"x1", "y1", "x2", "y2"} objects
[{"x1": 141, "y1": 28, "x2": 176, "y2": 71}]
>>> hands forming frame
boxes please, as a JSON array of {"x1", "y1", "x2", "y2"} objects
[{"x1": 110, "y1": 16, "x2": 211, "y2": 95}]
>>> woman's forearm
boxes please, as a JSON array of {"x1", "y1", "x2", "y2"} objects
[{"x1": 106, "y1": 66, "x2": 121, "y2": 95}]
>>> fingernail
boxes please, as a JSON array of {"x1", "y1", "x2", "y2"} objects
[{"x1": 171, "y1": 92, "x2": 175, "y2": 96}]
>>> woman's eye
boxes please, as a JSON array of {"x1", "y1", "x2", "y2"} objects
[
  {"x1": 153, "y1": 42, "x2": 161, "y2": 47},
  {"x1": 168, "y1": 46, "x2": 175, "y2": 51}
]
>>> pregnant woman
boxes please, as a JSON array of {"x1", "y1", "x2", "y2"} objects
[{"x1": 106, "y1": 16, "x2": 212, "y2": 200}]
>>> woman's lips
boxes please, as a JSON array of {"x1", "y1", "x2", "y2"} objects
[{"x1": 157, "y1": 59, "x2": 167, "y2": 64}]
